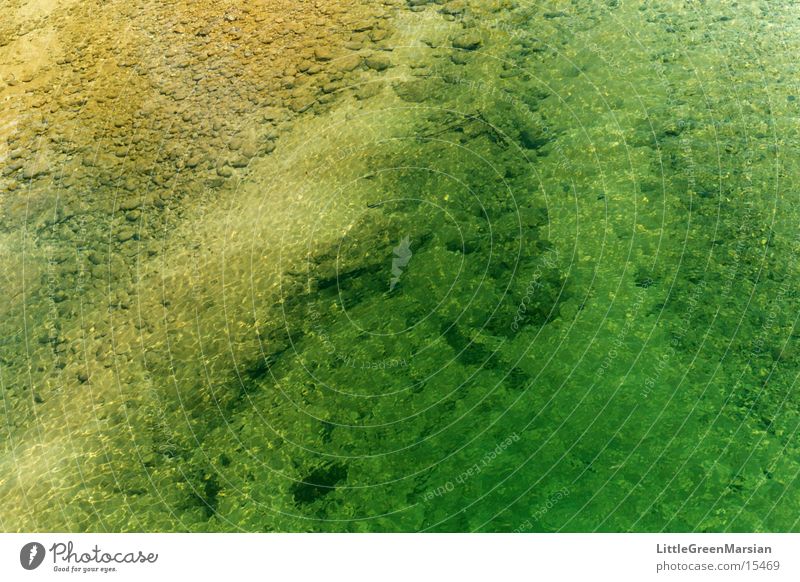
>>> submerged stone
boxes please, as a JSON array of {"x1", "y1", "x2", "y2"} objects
[{"x1": 452, "y1": 32, "x2": 482, "y2": 51}]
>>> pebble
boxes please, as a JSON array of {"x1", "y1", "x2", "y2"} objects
[
  {"x1": 441, "y1": 1, "x2": 466, "y2": 15},
  {"x1": 262, "y1": 107, "x2": 283, "y2": 121},
  {"x1": 365, "y1": 55, "x2": 391, "y2": 71},
  {"x1": 452, "y1": 32, "x2": 482, "y2": 51},
  {"x1": 241, "y1": 140, "x2": 259, "y2": 159},
  {"x1": 352, "y1": 20, "x2": 374, "y2": 32},
  {"x1": 185, "y1": 154, "x2": 204, "y2": 168},
  {"x1": 314, "y1": 47, "x2": 334, "y2": 61},
  {"x1": 355, "y1": 83, "x2": 382, "y2": 100},
  {"x1": 21, "y1": 160, "x2": 49, "y2": 179},
  {"x1": 289, "y1": 94, "x2": 316, "y2": 112},
  {"x1": 322, "y1": 81, "x2": 342, "y2": 94},
  {"x1": 119, "y1": 197, "x2": 141, "y2": 211},
  {"x1": 369, "y1": 29, "x2": 390, "y2": 42},
  {"x1": 393, "y1": 80, "x2": 429, "y2": 102},
  {"x1": 335, "y1": 54, "x2": 362, "y2": 72},
  {"x1": 116, "y1": 228, "x2": 136, "y2": 242}
]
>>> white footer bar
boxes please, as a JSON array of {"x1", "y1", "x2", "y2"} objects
[{"x1": 1, "y1": 534, "x2": 796, "y2": 581}]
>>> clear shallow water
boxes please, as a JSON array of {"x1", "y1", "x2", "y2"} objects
[{"x1": 2, "y1": 0, "x2": 800, "y2": 531}]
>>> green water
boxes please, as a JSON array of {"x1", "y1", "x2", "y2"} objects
[{"x1": 3, "y1": 1, "x2": 800, "y2": 532}]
